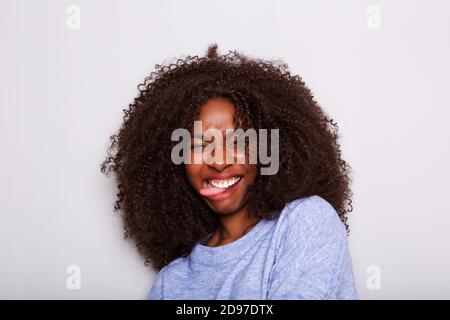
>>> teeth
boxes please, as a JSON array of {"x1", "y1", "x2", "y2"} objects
[{"x1": 209, "y1": 177, "x2": 241, "y2": 189}]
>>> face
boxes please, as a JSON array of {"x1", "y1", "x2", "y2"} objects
[{"x1": 184, "y1": 98, "x2": 258, "y2": 215}]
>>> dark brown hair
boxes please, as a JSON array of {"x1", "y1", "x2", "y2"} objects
[{"x1": 100, "y1": 43, "x2": 353, "y2": 271}]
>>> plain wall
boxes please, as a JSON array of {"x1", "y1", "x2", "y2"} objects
[{"x1": 1, "y1": 0, "x2": 449, "y2": 299}]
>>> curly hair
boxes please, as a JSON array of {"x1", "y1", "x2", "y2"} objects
[{"x1": 100, "y1": 43, "x2": 353, "y2": 271}]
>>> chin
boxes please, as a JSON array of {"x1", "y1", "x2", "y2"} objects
[{"x1": 207, "y1": 198, "x2": 245, "y2": 215}]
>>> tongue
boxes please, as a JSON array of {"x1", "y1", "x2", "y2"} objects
[{"x1": 199, "y1": 184, "x2": 228, "y2": 196}]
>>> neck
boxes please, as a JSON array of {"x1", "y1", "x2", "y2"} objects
[{"x1": 206, "y1": 207, "x2": 262, "y2": 247}]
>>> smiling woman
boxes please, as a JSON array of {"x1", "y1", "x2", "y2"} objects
[
  {"x1": 185, "y1": 98, "x2": 259, "y2": 221},
  {"x1": 100, "y1": 43, "x2": 357, "y2": 300}
]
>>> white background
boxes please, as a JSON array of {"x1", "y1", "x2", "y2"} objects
[{"x1": 1, "y1": 0, "x2": 449, "y2": 299}]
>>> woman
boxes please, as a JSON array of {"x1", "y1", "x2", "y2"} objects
[{"x1": 101, "y1": 43, "x2": 358, "y2": 299}]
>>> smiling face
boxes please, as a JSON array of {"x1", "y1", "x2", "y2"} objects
[{"x1": 184, "y1": 97, "x2": 258, "y2": 215}]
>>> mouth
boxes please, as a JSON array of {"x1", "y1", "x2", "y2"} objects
[{"x1": 199, "y1": 176, "x2": 243, "y2": 201}]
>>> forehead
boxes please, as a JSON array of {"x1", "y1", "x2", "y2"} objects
[{"x1": 196, "y1": 98, "x2": 236, "y2": 130}]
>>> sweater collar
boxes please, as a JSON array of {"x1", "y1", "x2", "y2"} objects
[{"x1": 189, "y1": 218, "x2": 272, "y2": 265}]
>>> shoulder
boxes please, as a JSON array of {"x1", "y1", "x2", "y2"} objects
[
  {"x1": 282, "y1": 195, "x2": 345, "y2": 233},
  {"x1": 268, "y1": 195, "x2": 357, "y2": 299},
  {"x1": 155, "y1": 256, "x2": 189, "y2": 279},
  {"x1": 274, "y1": 195, "x2": 347, "y2": 254},
  {"x1": 147, "y1": 257, "x2": 189, "y2": 299}
]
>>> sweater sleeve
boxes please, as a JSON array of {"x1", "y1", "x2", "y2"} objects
[
  {"x1": 267, "y1": 196, "x2": 358, "y2": 300},
  {"x1": 147, "y1": 268, "x2": 165, "y2": 300}
]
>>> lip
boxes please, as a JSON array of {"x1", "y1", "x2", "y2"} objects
[
  {"x1": 200, "y1": 175, "x2": 244, "y2": 202},
  {"x1": 204, "y1": 173, "x2": 244, "y2": 181}
]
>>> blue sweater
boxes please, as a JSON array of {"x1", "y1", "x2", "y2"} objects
[{"x1": 148, "y1": 195, "x2": 358, "y2": 299}]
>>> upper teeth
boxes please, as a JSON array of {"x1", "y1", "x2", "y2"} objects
[{"x1": 209, "y1": 177, "x2": 241, "y2": 189}]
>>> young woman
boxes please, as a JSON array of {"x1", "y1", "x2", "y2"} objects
[{"x1": 101, "y1": 43, "x2": 358, "y2": 299}]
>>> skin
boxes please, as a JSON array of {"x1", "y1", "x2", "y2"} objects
[{"x1": 185, "y1": 98, "x2": 261, "y2": 247}]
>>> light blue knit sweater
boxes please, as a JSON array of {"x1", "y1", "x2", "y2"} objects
[{"x1": 148, "y1": 195, "x2": 358, "y2": 300}]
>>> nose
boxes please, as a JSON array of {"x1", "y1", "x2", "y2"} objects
[
  {"x1": 205, "y1": 141, "x2": 234, "y2": 172},
  {"x1": 208, "y1": 158, "x2": 232, "y2": 172}
]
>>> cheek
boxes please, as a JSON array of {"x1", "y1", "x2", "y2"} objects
[
  {"x1": 244, "y1": 164, "x2": 258, "y2": 184},
  {"x1": 184, "y1": 164, "x2": 202, "y2": 187}
]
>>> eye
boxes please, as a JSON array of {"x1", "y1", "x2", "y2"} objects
[{"x1": 191, "y1": 142, "x2": 209, "y2": 150}]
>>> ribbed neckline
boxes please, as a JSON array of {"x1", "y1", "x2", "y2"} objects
[{"x1": 189, "y1": 218, "x2": 272, "y2": 266}]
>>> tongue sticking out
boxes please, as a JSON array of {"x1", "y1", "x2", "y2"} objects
[{"x1": 199, "y1": 183, "x2": 229, "y2": 196}]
